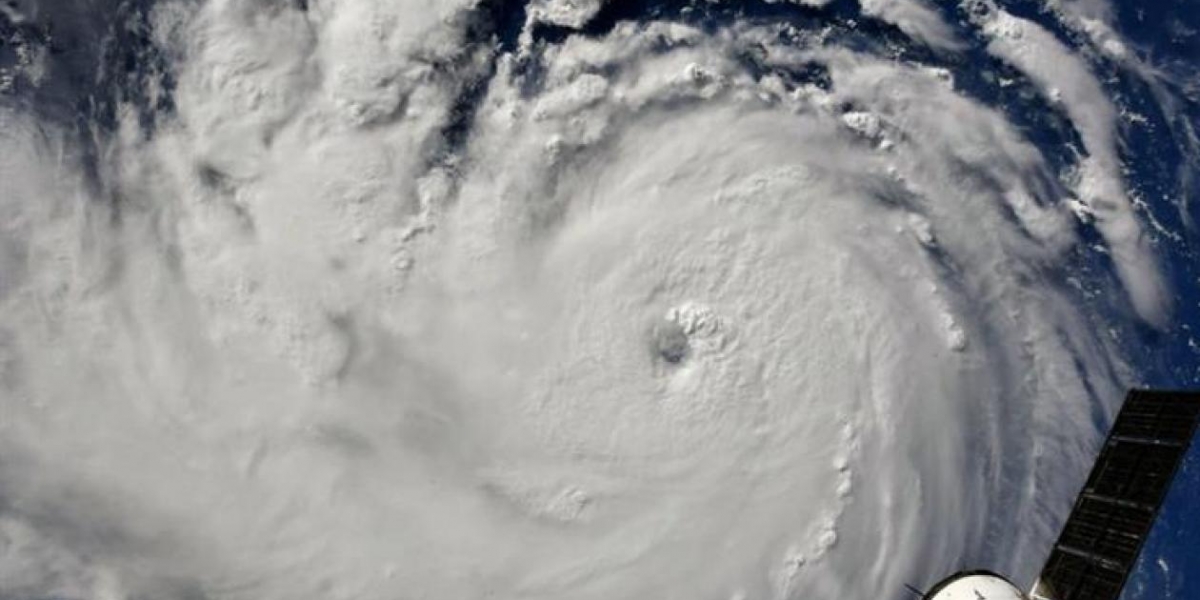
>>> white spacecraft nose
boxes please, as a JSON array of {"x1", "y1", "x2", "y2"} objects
[{"x1": 923, "y1": 571, "x2": 1028, "y2": 600}]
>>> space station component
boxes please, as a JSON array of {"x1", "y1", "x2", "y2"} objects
[
  {"x1": 922, "y1": 390, "x2": 1200, "y2": 600},
  {"x1": 922, "y1": 571, "x2": 1027, "y2": 600}
]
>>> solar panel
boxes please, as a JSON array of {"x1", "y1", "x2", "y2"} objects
[{"x1": 1030, "y1": 390, "x2": 1200, "y2": 600}]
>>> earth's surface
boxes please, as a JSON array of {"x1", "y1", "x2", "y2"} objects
[{"x1": 1, "y1": 1, "x2": 1198, "y2": 599}]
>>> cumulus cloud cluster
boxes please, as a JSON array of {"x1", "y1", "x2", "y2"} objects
[{"x1": 0, "y1": 0, "x2": 1187, "y2": 599}]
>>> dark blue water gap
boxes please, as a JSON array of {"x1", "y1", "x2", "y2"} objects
[{"x1": 1112, "y1": 0, "x2": 1200, "y2": 597}]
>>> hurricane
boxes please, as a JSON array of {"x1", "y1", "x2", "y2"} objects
[{"x1": 1, "y1": 0, "x2": 1198, "y2": 599}]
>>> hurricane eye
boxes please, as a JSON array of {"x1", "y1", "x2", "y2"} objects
[{"x1": 650, "y1": 320, "x2": 690, "y2": 365}]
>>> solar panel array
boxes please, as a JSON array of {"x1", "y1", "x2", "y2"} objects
[{"x1": 1030, "y1": 390, "x2": 1200, "y2": 600}]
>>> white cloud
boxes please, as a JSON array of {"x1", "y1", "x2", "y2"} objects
[
  {"x1": 0, "y1": 2, "x2": 1178, "y2": 599},
  {"x1": 968, "y1": 0, "x2": 1171, "y2": 327}
]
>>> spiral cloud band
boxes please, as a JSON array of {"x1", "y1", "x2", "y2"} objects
[{"x1": 0, "y1": 0, "x2": 1185, "y2": 599}]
